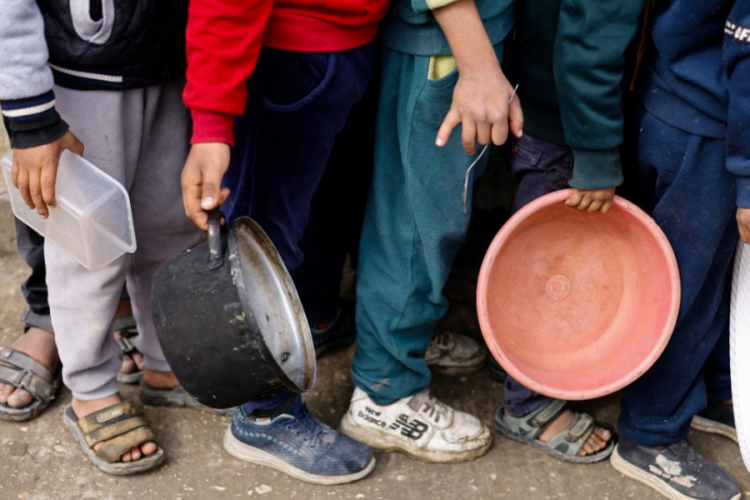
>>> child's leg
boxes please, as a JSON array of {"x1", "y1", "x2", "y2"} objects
[
  {"x1": 0, "y1": 221, "x2": 58, "y2": 410},
  {"x1": 45, "y1": 84, "x2": 190, "y2": 464},
  {"x1": 352, "y1": 48, "x2": 491, "y2": 404},
  {"x1": 618, "y1": 104, "x2": 737, "y2": 446},
  {"x1": 124, "y1": 79, "x2": 201, "y2": 376},
  {"x1": 46, "y1": 87, "x2": 141, "y2": 404},
  {"x1": 705, "y1": 327, "x2": 732, "y2": 404},
  {"x1": 501, "y1": 135, "x2": 572, "y2": 415},
  {"x1": 491, "y1": 133, "x2": 611, "y2": 458}
]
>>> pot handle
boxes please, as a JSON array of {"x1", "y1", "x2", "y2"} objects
[{"x1": 207, "y1": 210, "x2": 224, "y2": 270}]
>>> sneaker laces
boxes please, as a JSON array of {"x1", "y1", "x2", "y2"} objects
[
  {"x1": 409, "y1": 389, "x2": 450, "y2": 424},
  {"x1": 283, "y1": 407, "x2": 333, "y2": 448}
]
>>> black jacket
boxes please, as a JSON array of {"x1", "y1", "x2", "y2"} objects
[{"x1": 40, "y1": 0, "x2": 187, "y2": 90}]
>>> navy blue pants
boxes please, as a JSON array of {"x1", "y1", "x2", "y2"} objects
[
  {"x1": 221, "y1": 43, "x2": 377, "y2": 412},
  {"x1": 292, "y1": 78, "x2": 378, "y2": 325},
  {"x1": 502, "y1": 133, "x2": 571, "y2": 415},
  {"x1": 222, "y1": 42, "x2": 377, "y2": 280},
  {"x1": 618, "y1": 103, "x2": 734, "y2": 446}
]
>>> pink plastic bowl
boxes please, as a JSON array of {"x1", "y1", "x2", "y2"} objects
[{"x1": 477, "y1": 189, "x2": 680, "y2": 400}]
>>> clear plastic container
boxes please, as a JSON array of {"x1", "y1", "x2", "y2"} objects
[{"x1": 1, "y1": 150, "x2": 136, "y2": 271}]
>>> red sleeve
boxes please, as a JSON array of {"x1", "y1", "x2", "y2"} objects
[{"x1": 183, "y1": 0, "x2": 273, "y2": 146}]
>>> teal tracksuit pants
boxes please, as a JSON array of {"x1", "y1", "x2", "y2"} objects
[{"x1": 352, "y1": 45, "x2": 502, "y2": 404}]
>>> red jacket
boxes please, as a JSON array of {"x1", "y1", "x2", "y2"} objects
[{"x1": 184, "y1": 0, "x2": 389, "y2": 146}]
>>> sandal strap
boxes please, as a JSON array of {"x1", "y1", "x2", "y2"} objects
[
  {"x1": 76, "y1": 401, "x2": 156, "y2": 463},
  {"x1": 110, "y1": 315, "x2": 138, "y2": 337},
  {"x1": 546, "y1": 413, "x2": 596, "y2": 457},
  {"x1": 111, "y1": 315, "x2": 139, "y2": 355},
  {"x1": 518, "y1": 399, "x2": 567, "y2": 439},
  {"x1": 84, "y1": 416, "x2": 148, "y2": 447},
  {"x1": 96, "y1": 426, "x2": 156, "y2": 463},
  {"x1": 0, "y1": 350, "x2": 57, "y2": 401}
]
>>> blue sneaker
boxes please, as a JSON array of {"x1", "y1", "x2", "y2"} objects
[
  {"x1": 224, "y1": 396, "x2": 375, "y2": 484},
  {"x1": 312, "y1": 303, "x2": 356, "y2": 358}
]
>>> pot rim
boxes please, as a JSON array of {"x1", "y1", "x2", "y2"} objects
[{"x1": 229, "y1": 217, "x2": 317, "y2": 393}]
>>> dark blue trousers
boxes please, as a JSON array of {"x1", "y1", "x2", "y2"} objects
[
  {"x1": 291, "y1": 78, "x2": 378, "y2": 325},
  {"x1": 502, "y1": 133, "x2": 572, "y2": 415},
  {"x1": 221, "y1": 43, "x2": 377, "y2": 413},
  {"x1": 222, "y1": 42, "x2": 377, "y2": 278},
  {"x1": 618, "y1": 103, "x2": 734, "y2": 446}
]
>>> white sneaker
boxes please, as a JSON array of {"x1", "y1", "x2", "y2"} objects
[
  {"x1": 339, "y1": 387, "x2": 492, "y2": 463},
  {"x1": 425, "y1": 331, "x2": 487, "y2": 375}
]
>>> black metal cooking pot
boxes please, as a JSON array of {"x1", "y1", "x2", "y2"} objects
[{"x1": 151, "y1": 212, "x2": 316, "y2": 409}]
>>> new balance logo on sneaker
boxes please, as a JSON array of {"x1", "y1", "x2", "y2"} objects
[
  {"x1": 340, "y1": 387, "x2": 492, "y2": 463},
  {"x1": 389, "y1": 414, "x2": 429, "y2": 440}
]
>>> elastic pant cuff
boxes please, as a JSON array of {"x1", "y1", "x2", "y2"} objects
[
  {"x1": 143, "y1": 355, "x2": 172, "y2": 373},
  {"x1": 20, "y1": 309, "x2": 54, "y2": 334},
  {"x1": 72, "y1": 378, "x2": 120, "y2": 401}
]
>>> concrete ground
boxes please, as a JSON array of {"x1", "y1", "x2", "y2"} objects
[{"x1": 0, "y1": 128, "x2": 748, "y2": 500}]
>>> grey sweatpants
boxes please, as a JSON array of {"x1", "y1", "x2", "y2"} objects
[{"x1": 45, "y1": 81, "x2": 201, "y2": 400}]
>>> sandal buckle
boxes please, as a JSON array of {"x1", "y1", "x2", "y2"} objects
[{"x1": 116, "y1": 336, "x2": 137, "y2": 355}]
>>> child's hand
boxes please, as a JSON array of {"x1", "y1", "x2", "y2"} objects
[
  {"x1": 181, "y1": 142, "x2": 231, "y2": 230},
  {"x1": 436, "y1": 68, "x2": 523, "y2": 154},
  {"x1": 11, "y1": 130, "x2": 84, "y2": 219},
  {"x1": 565, "y1": 188, "x2": 616, "y2": 214},
  {"x1": 738, "y1": 208, "x2": 750, "y2": 245}
]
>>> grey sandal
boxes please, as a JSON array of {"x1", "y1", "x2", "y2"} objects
[
  {"x1": 0, "y1": 349, "x2": 61, "y2": 422},
  {"x1": 139, "y1": 379, "x2": 233, "y2": 416},
  {"x1": 494, "y1": 399, "x2": 614, "y2": 464},
  {"x1": 63, "y1": 401, "x2": 165, "y2": 475},
  {"x1": 112, "y1": 315, "x2": 143, "y2": 384}
]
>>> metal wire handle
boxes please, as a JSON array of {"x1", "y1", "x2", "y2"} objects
[{"x1": 462, "y1": 84, "x2": 520, "y2": 214}]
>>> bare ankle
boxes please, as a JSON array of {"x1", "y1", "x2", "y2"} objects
[{"x1": 143, "y1": 368, "x2": 178, "y2": 390}]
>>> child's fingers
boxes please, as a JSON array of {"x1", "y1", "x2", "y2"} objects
[
  {"x1": 576, "y1": 195, "x2": 594, "y2": 211},
  {"x1": 476, "y1": 122, "x2": 491, "y2": 146},
  {"x1": 461, "y1": 119, "x2": 477, "y2": 154},
  {"x1": 490, "y1": 120, "x2": 509, "y2": 146},
  {"x1": 565, "y1": 190, "x2": 585, "y2": 208},
  {"x1": 601, "y1": 199, "x2": 615, "y2": 214},
  {"x1": 436, "y1": 109, "x2": 461, "y2": 147},
  {"x1": 217, "y1": 187, "x2": 231, "y2": 207},
  {"x1": 62, "y1": 131, "x2": 85, "y2": 156},
  {"x1": 508, "y1": 96, "x2": 524, "y2": 138},
  {"x1": 200, "y1": 163, "x2": 224, "y2": 210},
  {"x1": 40, "y1": 160, "x2": 58, "y2": 208},
  {"x1": 740, "y1": 222, "x2": 750, "y2": 245},
  {"x1": 587, "y1": 199, "x2": 604, "y2": 213},
  {"x1": 28, "y1": 167, "x2": 47, "y2": 217},
  {"x1": 11, "y1": 158, "x2": 19, "y2": 187},
  {"x1": 16, "y1": 167, "x2": 34, "y2": 209}
]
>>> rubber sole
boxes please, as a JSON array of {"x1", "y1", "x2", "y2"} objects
[
  {"x1": 339, "y1": 412, "x2": 492, "y2": 464},
  {"x1": 493, "y1": 408, "x2": 613, "y2": 464},
  {"x1": 691, "y1": 416, "x2": 738, "y2": 443},
  {"x1": 63, "y1": 405, "x2": 165, "y2": 476},
  {"x1": 140, "y1": 383, "x2": 233, "y2": 416},
  {"x1": 610, "y1": 445, "x2": 741, "y2": 500},
  {"x1": 428, "y1": 351, "x2": 488, "y2": 376},
  {"x1": 223, "y1": 428, "x2": 375, "y2": 485}
]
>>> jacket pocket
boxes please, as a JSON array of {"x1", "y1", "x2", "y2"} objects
[{"x1": 69, "y1": 0, "x2": 115, "y2": 45}]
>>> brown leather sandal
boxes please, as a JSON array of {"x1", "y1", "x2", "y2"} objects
[{"x1": 63, "y1": 401, "x2": 165, "y2": 475}]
